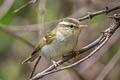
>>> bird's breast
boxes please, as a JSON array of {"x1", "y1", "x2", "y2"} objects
[{"x1": 41, "y1": 31, "x2": 80, "y2": 60}]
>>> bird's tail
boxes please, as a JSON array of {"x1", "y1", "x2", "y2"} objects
[{"x1": 22, "y1": 53, "x2": 39, "y2": 64}]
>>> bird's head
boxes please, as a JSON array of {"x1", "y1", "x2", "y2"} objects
[{"x1": 57, "y1": 18, "x2": 87, "y2": 35}]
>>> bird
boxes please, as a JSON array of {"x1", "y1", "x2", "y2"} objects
[{"x1": 22, "y1": 18, "x2": 87, "y2": 66}]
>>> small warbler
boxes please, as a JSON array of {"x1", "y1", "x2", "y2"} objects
[{"x1": 22, "y1": 18, "x2": 87, "y2": 66}]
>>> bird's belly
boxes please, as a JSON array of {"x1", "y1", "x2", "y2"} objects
[{"x1": 41, "y1": 37, "x2": 75, "y2": 60}]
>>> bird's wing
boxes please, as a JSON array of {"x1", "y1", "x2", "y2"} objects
[
  {"x1": 31, "y1": 37, "x2": 47, "y2": 55},
  {"x1": 22, "y1": 29, "x2": 56, "y2": 64},
  {"x1": 32, "y1": 29, "x2": 56, "y2": 55}
]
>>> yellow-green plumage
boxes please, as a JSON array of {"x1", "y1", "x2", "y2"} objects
[{"x1": 45, "y1": 29, "x2": 56, "y2": 44}]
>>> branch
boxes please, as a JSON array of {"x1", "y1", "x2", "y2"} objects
[
  {"x1": 30, "y1": 14, "x2": 120, "y2": 80},
  {"x1": 79, "y1": 30, "x2": 120, "y2": 72},
  {"x1": 0, "y1": 0, "x2": 15, "y2": 18},
  {"x1": 78, "y1": 6, "x2": 120, "y2": 21},
  {"x1": 13, "y1": 0, "x2": 38, "y2": 13}
]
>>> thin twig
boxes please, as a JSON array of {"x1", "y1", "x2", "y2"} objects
[
  {"x1": 13, "y1": 0, "x2": 38, "y2": 13},
  {"x1": 79, "y1": 30, "x2": 120, "y2": 72},
  {"x1": 30, "y1": 56, "x2": 41, "y2": 78},
  {"x1": 78, "y1": 6, "x2": 120, "y2": 21}
]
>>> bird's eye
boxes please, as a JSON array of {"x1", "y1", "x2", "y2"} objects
[{"x1": 70, "y1": 25, "x2": 74, "y2": 28}]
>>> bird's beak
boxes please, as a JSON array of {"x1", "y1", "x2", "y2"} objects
[{"x1": 77, "y1": 25, "x2": 88, "y2": 29}]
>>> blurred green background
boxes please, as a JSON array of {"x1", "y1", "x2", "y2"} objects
[{"x1": 0, "y1": 0, "x2": 120, "y2": 80}]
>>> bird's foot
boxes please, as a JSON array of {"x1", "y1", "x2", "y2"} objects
[
  {"x1": 72, "y1": 51, "x2": 79, "y2": 56},
  {"x1": 51, "y1": 60, "x2": 59, "y2": 69}
]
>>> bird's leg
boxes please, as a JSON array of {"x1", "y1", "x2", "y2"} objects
[
  {"x1": 51, "y1": 60, "x2": 59, "y2": 69},
  {"x1": 62, "y1": 55, "x2": 71, "y2": 63},
  {"x1": 72, "y1": 50, "x2": 79, "y2": 56},
  {"x1": 62, "y1": 55, "x2": 66, "y2": 58}
]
